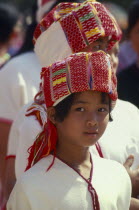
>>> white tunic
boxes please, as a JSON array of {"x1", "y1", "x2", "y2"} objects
[
  {"x1": 7, "y1": 99, "x2": 139, "y2": 179},
  {"x1": 7, "y1": 155, "x2": 131, "y2": 210},
  {"x1": 0, "y1": 52, "x2": 41, "y2": 122}
]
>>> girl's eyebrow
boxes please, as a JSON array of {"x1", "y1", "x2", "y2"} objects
[
  {"x1": 73, "y1": 100, "x2": 109, "y2": 105},
  {"x1": 101, "y1": 101, "x2": 109, "y2": 105},
  {"x1": 73, "y1": 100, "x2": 89, "y2": 105}
]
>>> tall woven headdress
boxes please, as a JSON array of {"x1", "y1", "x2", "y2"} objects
[
  {"x1": 26, "y1": 0, "x2": 121, "y2": 128},
  {"x1": 26, "y1": 50, "x2": 117, "y2": 171},
  {"x1": 33, "y1": 0, "x2": 122, "y2": 67}
]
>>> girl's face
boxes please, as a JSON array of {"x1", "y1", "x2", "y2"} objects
[
  {"x1": 55, "y1": 90, "x2": 109, "y2": 149},
  {"x1": 82, "y1": 37, "x2": 109, "y2": 53}
]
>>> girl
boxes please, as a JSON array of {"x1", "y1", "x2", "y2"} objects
[{"x1": 7, "y1": 51, "x2": 131, "y2": 210}]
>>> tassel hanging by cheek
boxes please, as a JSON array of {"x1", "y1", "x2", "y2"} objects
[
  {"x1": 25, "y1": 120, "x2": 58, "y2": 171},
  {"x1": 43, "y1": 119, "x2": 58, "y2": 157}
]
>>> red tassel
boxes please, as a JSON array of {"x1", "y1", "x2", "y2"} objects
[{"x1": 25, "y1": 120, "x2": 58, "y2": 171}]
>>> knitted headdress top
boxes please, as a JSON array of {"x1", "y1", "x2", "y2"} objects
[
  {"x1": 33, "y1": 0, "x2": 122, "y2": 67},
  {"x1": 42, "y1": 51, "x2": 117, "y2": 107}
]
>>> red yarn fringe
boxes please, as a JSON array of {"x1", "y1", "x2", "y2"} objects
[{"x1": 25, "y1": 120, "x2": 57, "y2": 171}]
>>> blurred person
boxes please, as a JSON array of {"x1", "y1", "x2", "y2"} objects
[
  {"x1": 117, "y1": 0, "x2": 138, "y2": 73},
  {"x1": 0, "y1": 2, "x2": 22, "y2": 208},
  {"x1": 117, "y1": 40, "x2": 137, "y2": 73},
  {"x1": 0, "y1": 2, "x2": 39, "y2": 209},
  {"x1": 0, "y1": 3, "x2": 22, "y2": 69},
  {"x1": 117, "y1": 0, "x2": 139, "y2": 108}
]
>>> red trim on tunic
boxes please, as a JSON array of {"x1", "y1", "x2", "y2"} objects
[
  {"x1": 0, "y1": 117, "x2": 13, "y2": 125},
  {"x1": 55, "y1": 154, "x2": 100, "y2": 210},
  {"x1": 1, "y1": 204, "x2": 6, "y2": 210},
  {"x1": 5, "y1": 155, "x2": 16, "y2": 160},
  {"x1": 95, "y1": 142, "x2": 104, "y2": 158}
]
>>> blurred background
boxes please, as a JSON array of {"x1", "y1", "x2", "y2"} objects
[
  {"x1": 0, "y1": 0, "x2": 35, "y2": 11},
  {"x1": 0, "y1": 0, "x2": 132, "y2": 11}
]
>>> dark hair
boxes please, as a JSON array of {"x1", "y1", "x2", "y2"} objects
[
  {"x1": 15, "y1": 2, "x2": 38, "y2": 55},
  {"x1": 55, "y1": 92, "x2": 113, "y2": 122},
  {"x1": 0, "y1": 3, "x2": 20, "y2": 43},
  {"x1": 127, "y1": 1, "x2": 139, "y2": 35},
  {"x1": 16, "y1": 21, "x2": 37, "y2": 55}
]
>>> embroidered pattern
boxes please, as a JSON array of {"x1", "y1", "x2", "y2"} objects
[
  {"x1": 33, "y1": 0, "x2": 122, "y2": 51},
  {"x1": 94, "y1": 2, "x2": 121, "y2": 50},
  {"x1": 41, "y1": 51, "x2": 117, "y2": 107}
]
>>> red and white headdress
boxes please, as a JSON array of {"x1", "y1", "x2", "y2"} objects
[
  {"x1": 34, "y1": 0, "x2": 122, "y2": 67},
  {"x1": 26, "y1": 51, "x2": 117, "y2": 171},
  {"x1": 42, "y1": 51, "x2": 117, "y2": 107}
]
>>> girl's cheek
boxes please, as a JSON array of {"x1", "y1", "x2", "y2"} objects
[{"x1": 100, "y1": 115, "x2": 109, "y2": 127}]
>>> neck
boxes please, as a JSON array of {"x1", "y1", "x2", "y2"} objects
[{"x1": 56, "y1": 142, "x2": 90, "y2": 167}]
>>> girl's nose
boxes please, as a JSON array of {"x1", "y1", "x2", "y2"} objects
[
  {"x1": 87, "y1": 114, "x2": 98, "y2": 127},
  {"x1": 86, "y1": 118, "x2": 98, "y2": 127}
]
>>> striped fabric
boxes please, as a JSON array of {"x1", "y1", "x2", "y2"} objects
[
  {"x1": 41, "y1": 51, "x2": 117, "y2": 107},
  {"x1": 33, "y1": 0, "x2": 122, "y2": 52}
]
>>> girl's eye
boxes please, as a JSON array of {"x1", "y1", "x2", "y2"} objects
[
  {"x1": 98, "y1": 107, "x2": 108, "y2": 112},
  {"x1": 92, "y1": 45, "x2": 101, "y2": 51},
  {"x1": 75, "y1": 107, "x2": 85, "y2": 112}
]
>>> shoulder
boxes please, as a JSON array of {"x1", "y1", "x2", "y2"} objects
[
  {"x1": 19, "y1": 156, "x2": 54, "y2": 183},
  {"x1": 92, "y1": 155, "x2": 131, "y2": 201},
  {"x1": 93, "y1": 155, "x2": 130, "y2": 179}
]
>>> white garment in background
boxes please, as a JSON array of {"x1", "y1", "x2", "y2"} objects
[
  {"x1": 0, "y1": 52, "x2": 41, "y2": 121},
  {"x1": 7, "y1": 154, "x2": 131, "y2": 210},
  {"x1": 7, "y1": 102, "x2": 45, "y2": 179}
]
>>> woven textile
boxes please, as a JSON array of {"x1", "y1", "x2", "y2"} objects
[
  {"x1": 41, "y1": 50, "x2": 117, "y2": 107},
  {"x1": 26, "y1": 103, "x2": 47, "y2": 127},
  {"x1": 34, "y1": 0, "x2": 122, "y2": 66}
]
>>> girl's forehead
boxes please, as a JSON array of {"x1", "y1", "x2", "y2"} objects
[{"x1": 73, "y1": 91, "x2": 109, "y2": 104}]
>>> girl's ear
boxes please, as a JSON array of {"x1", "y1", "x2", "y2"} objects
[{"x1": 47, "y1": 107, "x2": 56, "y2": 124}]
